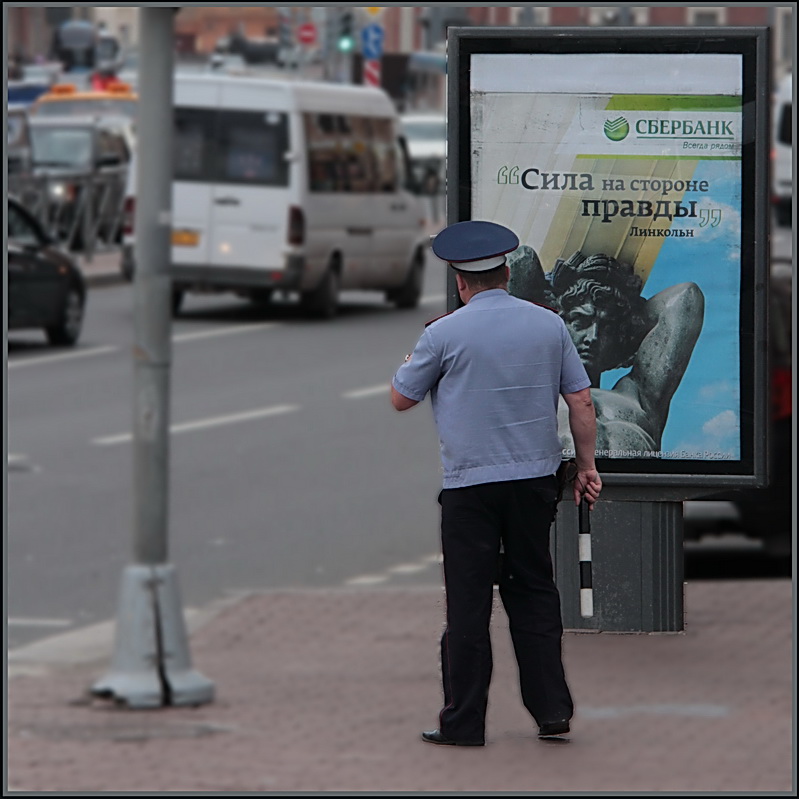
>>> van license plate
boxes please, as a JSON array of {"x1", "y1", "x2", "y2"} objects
[{"x1": 172, "y1": 230, "x2": 199, "y2": 246}]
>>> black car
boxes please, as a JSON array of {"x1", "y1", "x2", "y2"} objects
[{"x1": 7, "y1": 196, "x2": 87, "y2": 346}]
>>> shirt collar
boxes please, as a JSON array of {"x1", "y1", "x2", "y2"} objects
[{"x1": 466, "y1": 288, "x2": 508, "y2": 304}]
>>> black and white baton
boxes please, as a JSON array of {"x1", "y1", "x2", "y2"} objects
[{"x1": 578, "y1": 499, "x2": 593, "y2": 618}]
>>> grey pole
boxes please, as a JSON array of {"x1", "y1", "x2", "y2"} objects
[
  {"x1": 519, "y1": 6, "x2": 537, "y2": 27},
  {"x1": 92, "y1": 6, "x2": 214, "y2": 709}
]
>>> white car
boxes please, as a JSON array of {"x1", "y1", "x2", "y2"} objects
[{"x1": 400, "y1": 112, "x2": 446, "y2": 190}]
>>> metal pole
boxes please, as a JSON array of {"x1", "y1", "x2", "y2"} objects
[
  {"x1": 132, "y1": 6, "x2": 173, "y2": 567},
  {"x1": 92, "y1": 7, "x2": 213, "y2": 709}
]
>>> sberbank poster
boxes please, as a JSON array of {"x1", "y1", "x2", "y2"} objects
[{"x1": 471, "y1": 53, "x2": 743, "y2": 463}]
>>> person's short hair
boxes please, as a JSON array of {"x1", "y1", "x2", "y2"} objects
[
  {"x1": 551, "y1": 251, "x2": 648, "y2": 369},
  {"x1": 453, "y1": 262, "x2": 508, "y2": 291}
]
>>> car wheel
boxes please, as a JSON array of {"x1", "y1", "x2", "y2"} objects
[
  {"x1": 390, "y1": 251, "x2": 424, "y2": 309},
  {"x1": 46, "y1": 286, "x2": 84, "y2": 346},
  {"x1": 120, "y1": 247, "x2": 135, "y2": 282},
  {"x1": 249, "y1": 288, "x2": 273, "y2": 306},
  {"x1": 171, "y1": 288, "x2": 185, "y2": 316},
  {"x1": 301, "y1": 266, "x2": 339, "y2": 319}
]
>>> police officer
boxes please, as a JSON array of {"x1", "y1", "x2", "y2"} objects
[{"x1": 391, "y1": 220, "x2": 602, "y2": 746}]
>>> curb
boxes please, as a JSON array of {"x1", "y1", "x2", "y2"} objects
[{"x1": 7, "y1": 589, "x2": 255, "y2": 679}]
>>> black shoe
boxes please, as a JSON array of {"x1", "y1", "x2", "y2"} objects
[
  {"x1": 538, "y1": 719, "x2": 570, "y2": 738},
  {"x1": 421, "y1": 729, "x2": 484, "y2": 747}
]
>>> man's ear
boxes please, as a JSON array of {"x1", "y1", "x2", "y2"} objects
[{"x1": 455, "y1": 272, "x2": 466, "y2": 293}]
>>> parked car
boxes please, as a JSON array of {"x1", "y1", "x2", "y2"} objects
[
  {"x1": 7, "y1": 196, "x2": 87, "y2": 346},
  {"x1": 27, "y1": 114, "x2": 132, "y2": 247}
]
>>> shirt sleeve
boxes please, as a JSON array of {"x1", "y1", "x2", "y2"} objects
[
  {"x1": 392, "y1": 328, "x2": 441, "y2": 402},
  {"x1": 559, "y1": 320, "x2": 592, "y2": 395}
]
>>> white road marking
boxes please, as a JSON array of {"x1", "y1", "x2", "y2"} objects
[
  {"x1": 173, "y1": 322, "x2": 280, "y2": 343},
  {"x1": 8, "y1": 346, "x2": 118, "y2": 369},
  {"x1": 345, "y1": 553, "x2": 441, "y2": 587},
  {"x1": 387, "y1": 562, "x2": 428, "y2": 575},
  {"x1": 92, "y1": 403, "x2": 300, "y2": 446},
  {"x1": 7, "y1": 454, "x2": 28, "y2": 464},
  {"x1": 421, "y1": 293, "x2": 447, "y2": 306},
  {"x1": 344, "y1": 574, "x2": 389, "y2": 586},
  {"x1": 8, "y1": 617, "x2": 72, "y2": 628},
  {"x1": 342, "y1": 383, "x2": 390, "y2": 399},
  {"x1": 9, "y1": 324, "x2": 279, "y2": 370}
]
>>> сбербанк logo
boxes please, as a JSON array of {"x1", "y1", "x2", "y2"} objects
[{"x1": 604, "y1": 116, "x2": 630, "y2": 141}]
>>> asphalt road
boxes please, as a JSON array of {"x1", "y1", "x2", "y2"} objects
[{"x1": 8, "y1": 266, "x2": 449, "y2": 649}]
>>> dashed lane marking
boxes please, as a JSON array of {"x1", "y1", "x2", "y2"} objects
[
  {"x1": 173, "y1": 322, "x2": 280, "y2": 343},
  {"x1": 92, "y1": 404, "x2": 300, "y2": 446},
  {"x1": 342, "y1": 383, "x2": 390, "y2": 399},
  {"x1": 8, "y1": 346, "x2": 118, "y2": 369},
  {"x1": 344, "y1": 553, "x2": 441, "y2": 586},
  {"x1": 8, "y1": 618, "x2": 73, "y2": 628}
]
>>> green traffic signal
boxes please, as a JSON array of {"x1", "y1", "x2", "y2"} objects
[{"x1": 337, "y1": 10, "x2": 354, "y2": 53}]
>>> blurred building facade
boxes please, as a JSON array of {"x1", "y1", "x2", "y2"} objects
[{"x1": 6, "y1": 6, "x2": 793, "y2": 101}]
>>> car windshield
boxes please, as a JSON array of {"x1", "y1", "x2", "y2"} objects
[
  {"x1": 34, "y1": 98, "x2": 137, "y2": 119},
  {"x1": 30, "y1": 127, "x2": 93, "y2": 169},
  {"x1": 401, "y1": 119, "x2": 446, "y2": 141}
]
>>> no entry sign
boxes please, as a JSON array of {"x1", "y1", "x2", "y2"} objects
[{"x1": 297, "y1": 23, "x2": 316, "y2": 46}]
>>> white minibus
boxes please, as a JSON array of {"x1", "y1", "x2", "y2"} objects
[{"x1": 169, "y1": 74, "x2": 428, "y2": 317}]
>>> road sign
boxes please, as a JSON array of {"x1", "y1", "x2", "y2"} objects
[
  {"x1": 361, "y1": 23, "x2": 384, "y2": 60},
  {"x1": 297, "y1": 22, "x2": 317, "y2": 46},
  {"x1": 364, "y1": 59, "x2": 381, "y2": 87}
]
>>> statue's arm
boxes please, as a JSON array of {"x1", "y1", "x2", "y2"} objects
[{"x1": 616, "y1": 282, "x2": 705, "y2": 425}]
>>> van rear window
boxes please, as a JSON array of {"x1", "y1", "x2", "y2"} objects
[
  {"x1": 304, "y1": 113, "x2": 399, "y2": 193},
  {"x1": 174, "y1": 107, "x2": 289, "y2": 187}
]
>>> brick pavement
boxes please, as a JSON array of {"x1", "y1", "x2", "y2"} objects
[{"x1": 7, "y1": 580, "x2": 794, "y2": 793}]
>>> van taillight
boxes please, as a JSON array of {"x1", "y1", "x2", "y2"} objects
[
  {"x1": 123, "y1": 196, "x2": 135, "y2": 235},
  {"x1": 288, "y1": 205, "x2": 304, "y2": 246}
]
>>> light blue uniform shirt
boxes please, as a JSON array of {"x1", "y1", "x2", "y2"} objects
[{"x1": 392, "y1": 289, "x2": 591, "y2": 489}]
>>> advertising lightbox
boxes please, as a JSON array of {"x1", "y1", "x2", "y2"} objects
[{"x1": 448, "y1": 28, "x2": 770, "y2": 490}]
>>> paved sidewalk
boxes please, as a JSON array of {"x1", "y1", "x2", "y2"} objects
[{"x1": 7, "y1": 579, "x2": 794, "y2": 793}]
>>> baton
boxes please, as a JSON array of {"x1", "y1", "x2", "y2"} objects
[{"x1": 578, "y1": 498, "x2": 593, "y2": 618}]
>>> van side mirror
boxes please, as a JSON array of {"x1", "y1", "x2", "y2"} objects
[{"x1": 284, "y1": 151, "x2": 300, "y2": 163}]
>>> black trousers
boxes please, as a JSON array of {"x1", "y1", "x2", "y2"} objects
[{"x1": 437, "y1": 477, "x2": 573, "y2": 742}]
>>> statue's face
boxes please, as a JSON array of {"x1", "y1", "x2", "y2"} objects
[{"x1": 562, "y1": 302, "x2": 618, "y2": 374}]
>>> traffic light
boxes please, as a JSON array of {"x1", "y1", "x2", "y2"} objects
[
  {"x1": 337, "y1": 10, "x2": 354, "y2": 53},
  {"x1": 278, "y1": 10, "x2": 293, "y2": 48}
]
